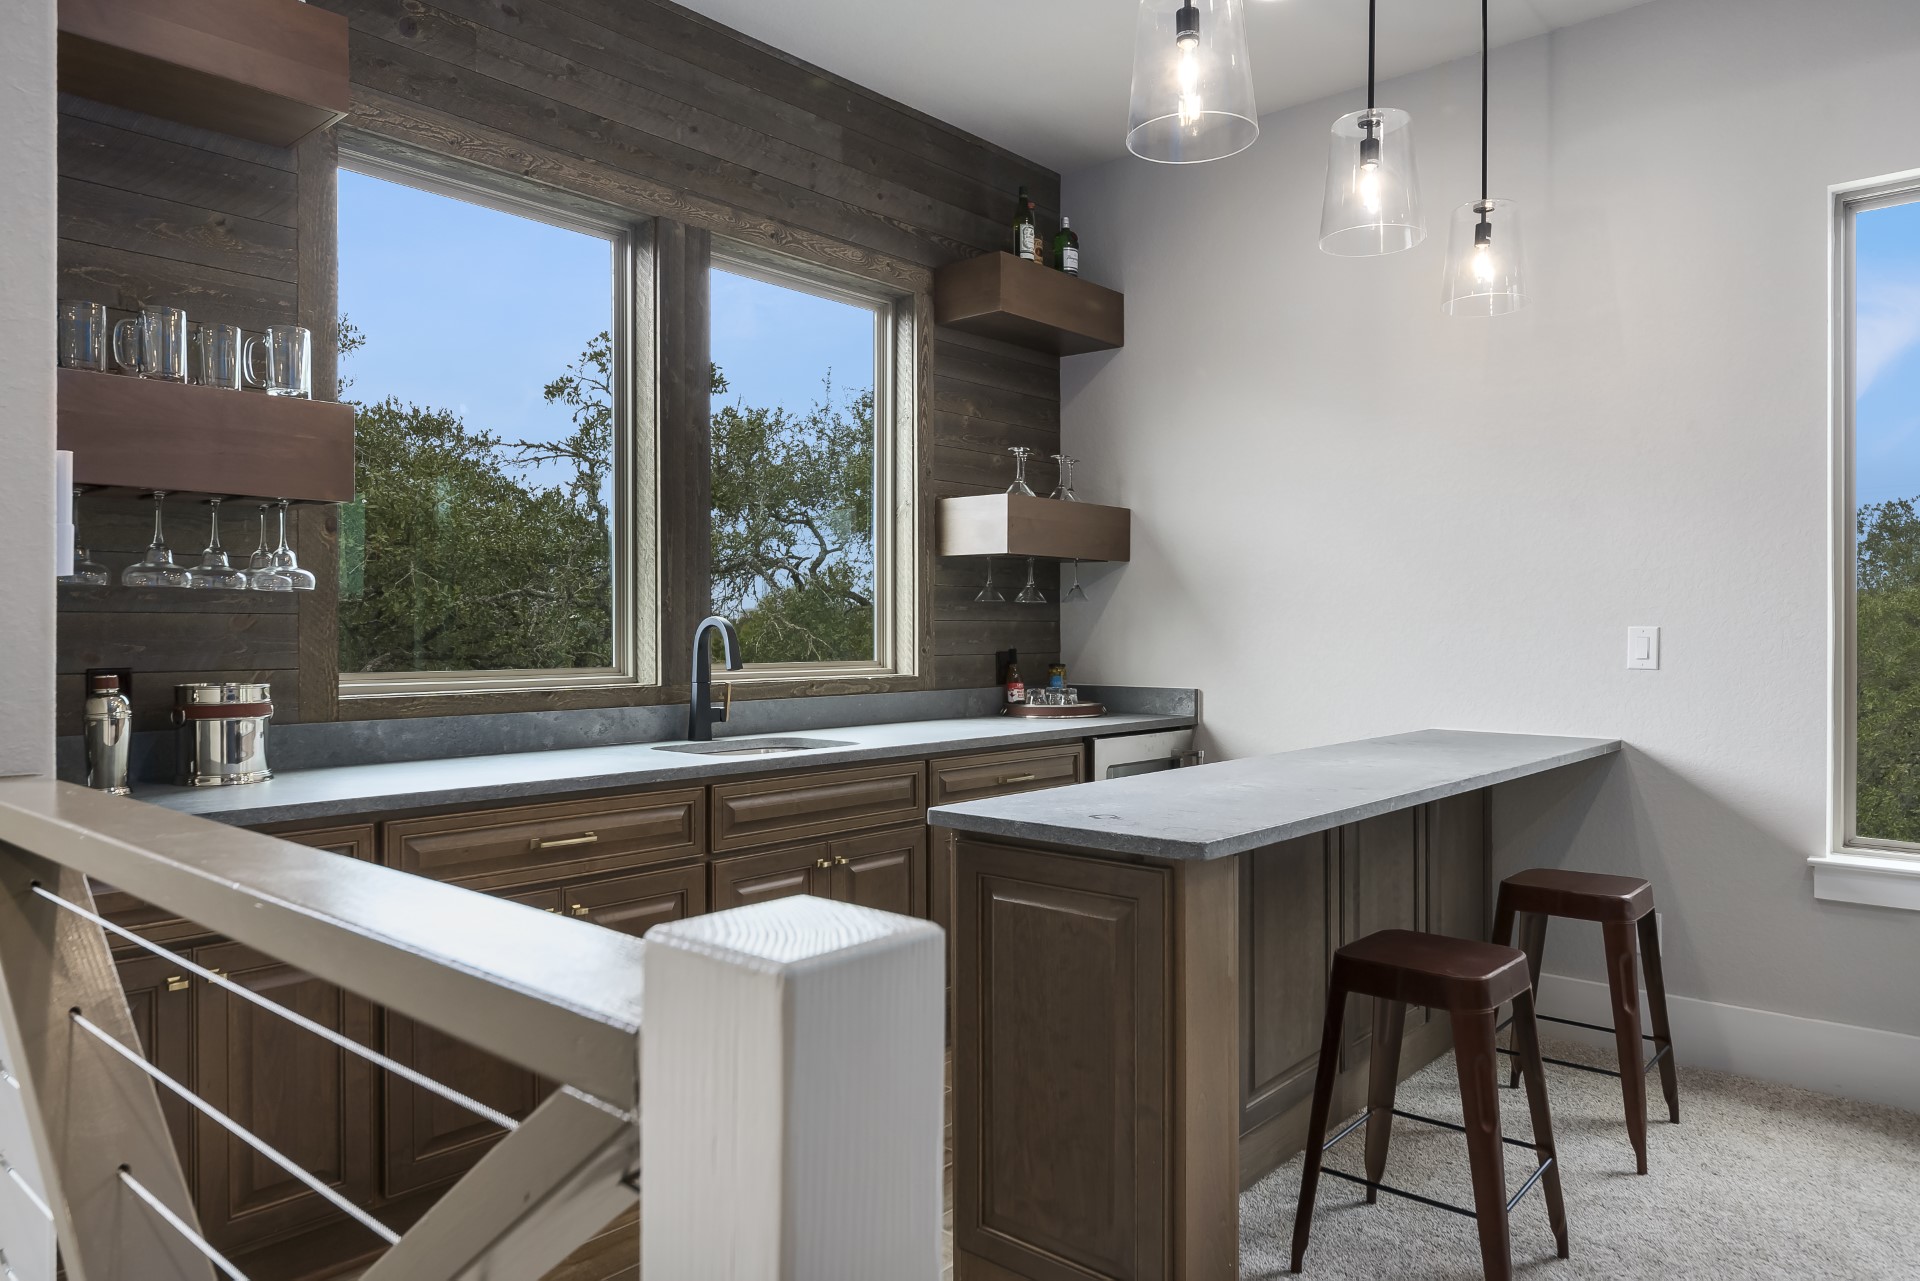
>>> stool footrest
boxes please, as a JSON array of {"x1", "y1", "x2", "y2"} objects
[
  {"x1": 1495, "y1": 1012, "x2": 1657, "y2": 1042},
  {"x1": 1389, "y1": 1108, "x2": 1540, "y2": 1150},
  {"x1": 1495, "y1": 1040, "x2": 1673, "y2": 1079}
]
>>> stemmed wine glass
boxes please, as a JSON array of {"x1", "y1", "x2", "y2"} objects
[
  {"x1": 270, "y1": 500, "x2": 316, "y2": 591},
  {"x1": 57, "y1": 487, "x2": 110, "y2": 586},
  {"x1": 188, "y1": 498, "x2": 251, "y2": 589},
  {"x1": 1050, "y1": 455, "x2": 1079, "y2": 502},
  {"x1": 246, "y1": 503, "x2": 293, "y2": 591},
  {"x1": 121, "y1": 491, "x2": 194, "y2": 588},
  {"x1": 1014, "y1": 556, "x2": 1047, "y2": 605},
  {"x1": 1062, "y1": 559, "x2": 1088, "y2": 603},
  {"x1": 973, "y1": 558, "x2": 1005, "y2": 603},
  {"x1": 1006, "y1": 446, "x2": 1037, "y2": 497}
]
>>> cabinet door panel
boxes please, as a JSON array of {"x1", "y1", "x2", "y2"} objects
[
  {"x1": 193, "y1": 941, "x2": 375, "y2": 1253},
  {"x1": 117, "y1": 953, "x2": 197, "y2": 1184},
  {"x1": 1342, "y1": 809, "x2": 1425, "y2": 1051},
  {"x1": 829, "y1": 823, "x2": 928, "y2": 918},
  {"x1": 1239, "y1": 833, "x2": 1336, "y2": 1136},
  {"x1": 382, "y1": 887, "x2": 560, "y2": 1197},
  {"x1": 565, "y1": 862, "x2": 707, "y2": 937},
  {"x1": 709, "y1": 843, "x2": 833, "y2": 910},
  {"x1": 1428, "y1": 791, "x2": 1490, "y2": 943}
]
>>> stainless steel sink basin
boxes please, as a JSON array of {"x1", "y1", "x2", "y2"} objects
[{"x1": 654, "y1": 736, "x2": 853, "y2": 758}]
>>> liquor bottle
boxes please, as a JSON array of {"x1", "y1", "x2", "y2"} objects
[
  {"x1": 1003, "y1": 648, "x2": 1027, "y2": 708},
  {"x1": 1051, "y1": 217, "x2": 1080, "y2": 275},
  {"x1": 1013, "y1": 186, "x2": 1038, "y2": 262}
]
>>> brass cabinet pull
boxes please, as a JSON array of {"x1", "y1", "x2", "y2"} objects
[
  {"x1": 815, "y1": 858, "x2": 833, "y2": 869},
  {"x1": 530, "y1": 831, "x2": 598, "y2": 852},
  {"x1": 543, "y1": 906, "x2": 559, "y2": 913},
  {"x1": 1002, "y1": 773, "x2": 1038, "y2": 784},
  {"x1": 569, "y1": 904, "x2": 591, "y2": 917},
  {"x1": 166, "y1": 976, "x2": 188, "y2": 993},
  {"x1": 834, "y1": 856, "x2": 851, "y2": 866}
]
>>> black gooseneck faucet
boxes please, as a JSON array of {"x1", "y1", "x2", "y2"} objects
[{"x1": 688, "y1": 615, "x2": 744, "y2": 741}]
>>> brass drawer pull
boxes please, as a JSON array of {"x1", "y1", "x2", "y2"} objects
[
  {"x1": 834, "y1": 856, "x2": 851, "y2": 866},
  {"x1": 1002, "y1": 773, "x2": 1038, "y2": 784},
  {"x1": 815, "y1": 858, "x2": 833, "y2": 869},
  {"x1": 530, "y1": 831, "x2": 598, "y2": 852},
  {"x1": 166, "y1": 976, "x2": 188, "y2": 993},
  {"x1": 569, "y1": 904, "x2": 591, "y2": 917}
]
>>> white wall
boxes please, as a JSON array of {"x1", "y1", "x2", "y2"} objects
[
  {"x1": 0, "y1": 0, "x2": 57, "y2": 777},
  {"x1": 1062, "y1": 0, "x2": 1920, "y2": 1041}
]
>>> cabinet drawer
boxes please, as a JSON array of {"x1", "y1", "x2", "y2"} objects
[
  {"x1": 710, "y1": 762, "x2": 926, "y2": 854},
  {"x1": 930, "y1": 744, "x2": 1084, "y2": 807},
  {"x1": 564, "y1": 863, "x2": 707, "y2": 938},
  {"x1": 383, "y1": 789, "x2": 705, "y2": 889}
]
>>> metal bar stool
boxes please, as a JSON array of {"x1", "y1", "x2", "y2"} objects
[
  {"x1": 1291, "y1": 929, "x2": 1569, "y2": 1281},
  {"x1": 1492, "y1": 869, "x2": 1679, "y2": 1175}
]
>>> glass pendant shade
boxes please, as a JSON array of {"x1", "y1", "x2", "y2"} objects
[
  {"x1": 1318, "y1": 108, "x2": 1424, "y2": 256},
  {"x1": 1441, "y1": 198, "x2": 1528, "y2": 317},
  {"x1": 1126, "y1": 0, "x2": 1258, "y2": 164}
]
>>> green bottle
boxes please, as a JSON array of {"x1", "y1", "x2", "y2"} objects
[
  {"x1": 1012, "y1": 185, "x2": 1038, "y2": 262},
  {"x1": 1051, "y1": 216, "x2": 1080, "y2": 275}
]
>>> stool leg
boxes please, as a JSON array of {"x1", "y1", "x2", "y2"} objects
[
  {"x1": 1638, "y1": 910, "x2": 1680, "y2": 1124},
  {"x1": 1290, "y1": 982, "x2": 1348, "y2": 1273},
  {"x1": 1602, "y1": 919, "x2": 1649, "y2": 1174},
  {"x1": 1511, "y1": 990, "x2": 1570, "y2": 1259},
  {"x1": 1507, "y1": 912, "x2": 1547, "y2": 1089},
  {"x1": 1363, "y1": 999, "x2": 1407, "y2": 1202},
  {"x1": 1451, "y1": 1007, "x2": 1512, "y2": 1281}
]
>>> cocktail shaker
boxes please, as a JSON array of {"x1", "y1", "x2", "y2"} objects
[{"x1": 83, "y1": 674, "x2": 133, "y2": 795}]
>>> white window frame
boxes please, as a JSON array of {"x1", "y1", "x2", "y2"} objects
[
  {"x1": 708, "y1": 242, "x2": 920, "y2": 684},
  {"x1": 335, "y1": 146, "x2": 660, "y2": 700},
  {"x1": 1816, "y1": 171, "x2": 1920, "y2": 910}
]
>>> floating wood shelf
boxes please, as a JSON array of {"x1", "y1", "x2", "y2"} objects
[
  {"x1": 58, "y1": 368, "x2": 356, "y2": 503},
  {"x1": 933, "y1": 253, "x2": 1124, "y2": 356},
  {"x1": 938, "y1": 494, "x2": 1130, "y2": 563},
  {"x1": 58, "y1": 0, "x2": 350, "y2": 148}
]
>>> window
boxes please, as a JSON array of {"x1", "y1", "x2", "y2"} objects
[
  {"x1": 709, "y1": 249, "x2": 911, "y2": 676},
  {"x1": 1833, "y1": 179, "x2": 1920, "y2": 889},
  {"x1": 335, "y1": 154, "x2": 649, "y2": 694}
]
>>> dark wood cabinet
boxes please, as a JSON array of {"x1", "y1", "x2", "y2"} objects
[
  {"x1": 564, "y1": 862, "x2": 707, "y2": 937},
  {"x1": 116, "y1": 951, "x2": 198, "y2": 1182},
  {"x1": 929, "y1": 743, "x2": 1085, "y2": 807},
  {"x1": 192, "y1": 939, "x2": 376, "y2": 1254},
  {"x1": 829, "y1": 824, "x2": 928, "y2": 918},
  {"x1": 710, "y1": 841, "x2": 834, "y2": 910},
  {"x1": 709, "y1": 762, "x2": 926, "y2": 853},
  {"x1": 382, "y1": 886, "x2": 560, "y2": 1198},
  {"x1": 383, "y1": 789, "x2": 704, "y2": 892},
  {"x1": 1239, "y1": 832, "x2": 1336, "y2": 1146}
]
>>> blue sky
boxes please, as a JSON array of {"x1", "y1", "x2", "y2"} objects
[
  {"x1": 1856, "y1": 200, "x2": 1920, "y2": 508},
  {"x1": 338, "y1": 169, "x2": 874, "y2": 478}
]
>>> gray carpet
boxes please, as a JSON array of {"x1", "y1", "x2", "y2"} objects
[{"x1": 1242, "y1": 1037, "x2": 1920, "y2": 1279}]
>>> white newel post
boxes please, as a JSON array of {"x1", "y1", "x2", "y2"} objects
[
  {"x1": 0, "y1": 1018, "x2": 55, "y2": 1281},
  {"x1": 641, "y1": 897, "x2": 945, "y2": 1281}
]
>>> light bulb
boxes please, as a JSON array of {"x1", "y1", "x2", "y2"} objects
[
  {"x1": 1176, "y1": 43, "x2": 1202, "y2": 125},
  {"x1": 1472, "y1": 240, "x2": 1495, "y2": 284},
  {"x1": 1358, "y1": 160, "x2": 1381, "y2": 213}
]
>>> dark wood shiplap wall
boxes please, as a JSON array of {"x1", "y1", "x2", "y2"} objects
[{"x1": 55, "y1": 0, "x2": 1063, "y2": 728}]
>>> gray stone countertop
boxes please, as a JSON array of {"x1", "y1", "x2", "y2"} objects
[
  {"x1": 135, "y1": 712, "x2": 1194, "y2": 827},
  {"x1": 928, "y1": 729, "x2": 1621, "y2": 861}
]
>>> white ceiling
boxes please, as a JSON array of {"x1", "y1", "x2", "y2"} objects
[{"x1": 675, "y1": 0, "x2": 1657, "y2": 173}]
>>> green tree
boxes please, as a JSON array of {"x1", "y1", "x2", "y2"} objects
[{"x1": 1856, "y1": 497, "x2": 1920, "y2": 841}]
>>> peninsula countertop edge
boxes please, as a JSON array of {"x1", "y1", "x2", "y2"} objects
[{"x1": 928, "y1": 729, "x2": 1623, "y2": 861}]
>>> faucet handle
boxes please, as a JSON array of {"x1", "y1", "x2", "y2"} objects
[{"x1": 719, "y1": 680, "x2": 733, "y2": 722}]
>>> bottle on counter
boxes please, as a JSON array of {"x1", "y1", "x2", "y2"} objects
[
  {"x1": 83, "y1": 673, "x2": 132, "y2": 796},
  {"x1": 1051, "y1": 217, "x2": 1080, "y2": 275},
  {"x1": 1013, "y1": 186, "x2": 1039, "y2": 262},
  {"x1": 1003, "y1": 648, "x2": 1027, "y2": 708}
]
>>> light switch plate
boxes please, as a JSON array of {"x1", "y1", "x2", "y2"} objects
[{"x1": 1627, "y1": 626, "x2": 1660, "y2": 670}]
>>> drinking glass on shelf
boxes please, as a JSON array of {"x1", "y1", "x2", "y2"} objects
[
  {"x1": 973, "y1": 558, "x2": 1005, "y2": 603},
  {"x1": 58, "y1": 300, "x2": 109, "y2": 372},
  {"x1": 246, "y1": 503, "x2": 293, "y2": 591},
  {"x1": 270, "y1": 500, "x2": 317, "y2": 590},
  {"x1": 111, "y1": 306, "x2": 190, "y2": 382},
  {"x1": 190, "y1": 322, "x2": 245, "y2": 390},
  {"x1": 187, "y1": 498, "x2": 251, "y2": 590},
  {"x1": 1050, "y1": 455, "x2": 1079, "y2": 502},
  {"x1": 1063, "y1": 558, "x2": 1088, "y2": 603},
  {"x1": 1014, "y1": 556, "x2": 1047, "y2": 605},
  {"x1": 244, "y1": 325, "x2": 313, "y2": 398},
  {"x1": 121, "y1": 492, "x2": 194, "y2": 588},
  {"x1": 57, "y1": 488, "x2": 111, "y2": 586},
  {"x1": 1006, "y1": 446, "x2": 1037, "y2": 497}
]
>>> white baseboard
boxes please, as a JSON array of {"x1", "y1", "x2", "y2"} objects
[{"x1": 1534, "y1": 972, "x2": 1920, "y2": 1114}]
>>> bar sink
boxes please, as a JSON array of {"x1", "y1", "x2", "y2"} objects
[{"x1": 653, "y1": 736, "x2": 854, "y2": 757}]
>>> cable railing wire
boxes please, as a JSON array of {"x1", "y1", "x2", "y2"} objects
[
  {"x1": 118, "y1": 1167, "x2": 251, "y2": 1281},
  {"x1": 70, "y1": 1011, "x2": 402, "y2": 1247},
  {"x1": 0, "y1": 1151, "x2": 53, "y2": 1222},
  {"x1": 32, "y1": 885, "x2": 522, "y2": 1133}
]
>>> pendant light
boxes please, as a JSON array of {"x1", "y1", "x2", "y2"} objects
[
  {"x1": 1126, "y1": 0, "x2": 1259, "y2": 164},
  {"x1": 1319, "y1": 0, "x2": 1424, "y2": 256},
  {"x1": 1442, "y1": 0, "x2": 1528, "y2": 315}
]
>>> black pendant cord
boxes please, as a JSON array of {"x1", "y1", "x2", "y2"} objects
[
  {"x1": 1367, "y1": 0, "x2": 1376, "y2": 110},
  {"x1": 1480, "y1": 0, "x2": 1489, "y2": 203}
]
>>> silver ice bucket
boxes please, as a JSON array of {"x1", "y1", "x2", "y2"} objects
[{"x1": 174, "y1": 682, "x2": 274, "y2": 786}]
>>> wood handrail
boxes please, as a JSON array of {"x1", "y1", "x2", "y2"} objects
[{"x1": 0, "y1": 778, "x2": 644, "y2": 1104}]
